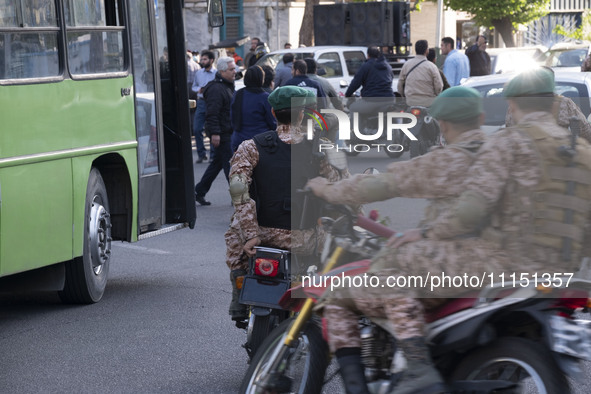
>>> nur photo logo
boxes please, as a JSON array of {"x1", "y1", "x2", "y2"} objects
[{"x1": 306, "y1": 109, "x2": 418, "y2": 154}]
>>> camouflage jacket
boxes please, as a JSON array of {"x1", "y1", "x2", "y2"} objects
[
  {"x1": 505, "y1": 94, "x2": 591, "y2": 143},
  {"x1": 317, "y1": 129, "x2": 487, "y2": 207},
  {"x1": 432, "y1": 112, "x2": 591, "y2": 266},
  {"x1": 230, "y1": 124, "x2": 344, "y2": 241}
]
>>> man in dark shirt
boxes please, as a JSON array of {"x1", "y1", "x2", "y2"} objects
[
  {"x1": 345, "y1": 46, "x2": 394, "y2": 117},
  {"x1": 465, "y1": 35, "x2": 491, "y2": 76},
  {"x1": 345, "y1": 46, "x2": 394, "y2": 99},
  {"x1": 284, "y1": 60, "x2": 327, "y2": 109},
  {"x1": 194, "y1": 56, "x2": 236, "y2": 206}
]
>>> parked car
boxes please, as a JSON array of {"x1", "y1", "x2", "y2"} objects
[
  {"x1": 250, "y1": 46, "x2": 367, "y2": 96},
  {"x1": 538, "y1": 40, "x2": 591, "y2": 72},
  {"x1": 486, "y1": 46, "x2": 546, "y2": 74},
  {"x1": 462, "y1": 70, "x2": 591, "y2": 133}
]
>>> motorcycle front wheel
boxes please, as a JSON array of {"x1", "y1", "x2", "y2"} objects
[
  {"x1": 451, "y1": 337, "x2": 569, "y2": 394},
  {"x1": 240, "y1": 317, "x2": 329, "y2": 394}
]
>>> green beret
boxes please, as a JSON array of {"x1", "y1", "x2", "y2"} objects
[
  {"x1": 429, "y1": 86, "x2": 483, "y2": 122},
  {"x1": 503, "y1": 68, "x2": 555, "y2": 97},
  {"x1": 268, "y1": 86, "x2": 316, "y2": 110}
]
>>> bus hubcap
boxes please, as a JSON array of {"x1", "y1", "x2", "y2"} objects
[{"x1": 89, "y1": 201, "x2": 112, "y2": 275}]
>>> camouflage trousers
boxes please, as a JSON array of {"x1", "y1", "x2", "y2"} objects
[
  {"x1": 224, "y1": 213, "x2": 325, "y2": 271},
  {"x1": 324, "y1": 237, "x2": 525, "y2": 352}
]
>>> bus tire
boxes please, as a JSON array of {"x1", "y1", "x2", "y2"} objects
[{"x1": 59, "y1": 168, "x2": 112, "y2": 304}]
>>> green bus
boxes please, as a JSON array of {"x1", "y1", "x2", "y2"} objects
[{"x1": 0, "y1": 0, "x2": 201, "y2": 303}]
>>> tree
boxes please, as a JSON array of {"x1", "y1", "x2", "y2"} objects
[
  {"x1": 435, "y1": 0, "x2": 550, "y2": 47},
  {"x1": 555, "y1": 9, "x2": 591, "y2": 41},
  {"x1": 299, "y1": 0, "x2": 319, "y2": 46}
]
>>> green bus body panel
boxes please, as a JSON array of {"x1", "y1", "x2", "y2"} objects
[
  {"x1": 0, "y1": 77, "x2": 138, "y2": 277},
  {"x1": 0, "y1": 161, "x2": 72, "y2": 275},
  {"x1": 0, "y1": 78, "x2": 135, "y2": 158}
]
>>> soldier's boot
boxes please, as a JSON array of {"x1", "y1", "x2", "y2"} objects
[
  {"x1": 391, "y1": 337, "x2": 447, "y2": 394},
  {"x1": 335, "y1": 348, "x2": 370, "y2": 394},
  {"x1": 229, "y1": 269, "x2": 248, "y2": 328}
]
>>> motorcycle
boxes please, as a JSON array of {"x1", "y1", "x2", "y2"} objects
[
  {"x1": 240, "y1": 204, "x2": 591, "y2": 393},
  {"x1": 407, "y1": 105, "x2": 441, "y2": 158},
  {"x1": 239, "y1": 246, "x2": 292, "y2": 359}
]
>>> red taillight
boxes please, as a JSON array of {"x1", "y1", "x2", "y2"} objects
[
  {"x1": 255, "y1": 258, "x2": 279, "y2": 277},
  {"x1": 411, "y1": 108, "x2": 421, "y2": 116}
]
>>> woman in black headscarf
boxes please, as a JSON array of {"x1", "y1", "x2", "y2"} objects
[
  {"x1": 231, "y1": 65, "x2": 277, "y2": 151},
  {"x1": 261, "y1": 65, "x2": 275, "y2": 93}
]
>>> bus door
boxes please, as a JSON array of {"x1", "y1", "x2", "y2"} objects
[{"x1": 128, "y1": 0, "x2": 196, "y2": 234}]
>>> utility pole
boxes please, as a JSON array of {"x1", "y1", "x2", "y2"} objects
[{"x1": 436, "y1": 0, "x2": 443, "y2": 46}]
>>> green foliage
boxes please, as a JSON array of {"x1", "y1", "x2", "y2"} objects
[
  {"x1": 443, "y1": 0, "x2": 550, "y2": 28},
  {"x1": 418, "y1": 0, "x2": 549, "y2": 29},
  {"x1": 554, "y1": 10, "x2": 591, "y2": 41}
]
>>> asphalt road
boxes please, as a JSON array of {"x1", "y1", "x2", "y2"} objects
[{"x1": 0, "y1": 148, "x2": 589, "y2": 393}]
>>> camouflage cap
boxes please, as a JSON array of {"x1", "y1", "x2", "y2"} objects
[
  {"x1": 268, "y1": 86, "x2": 316, "y2": 110},
  {"x1": 503, "y1": 67, "x2": 555, "y2": 97},
  {"x1": 429, "y1": 86, "x2": 483, "y2": 122}
]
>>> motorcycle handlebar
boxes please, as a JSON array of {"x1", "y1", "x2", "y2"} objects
[
  {"x1": 296, "y1": 190, "x2": 395, "y2": 238},
  {"x1": 355, "y1": 214, "x2": 395, "y2": 239}
]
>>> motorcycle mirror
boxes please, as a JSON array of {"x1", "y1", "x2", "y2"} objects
[
  {"x1": 325, "y1": 149, "x2": 348, "y2": 171},
  {"x1": 363, "y1": 167, "x2": 380, "y2": 175}
]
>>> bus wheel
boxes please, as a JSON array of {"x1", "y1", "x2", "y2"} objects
[{"x1": 59, "y1": 168, "x2": 112, "y2": 304}]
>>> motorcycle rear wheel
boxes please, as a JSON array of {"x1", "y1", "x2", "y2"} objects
[
  {"x1": 451, "y1": 337, "x2": 570, "y2": 394},
  {"x1": 240, "y1": 317, "x2": 329, "y2": 394}
]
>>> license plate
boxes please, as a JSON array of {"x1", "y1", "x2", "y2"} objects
[
  {"x1": 239, "y1": 276, "x2": 290, "y2": 309},
  {"x1": 550, "y1": 315, "x2": 591, "y2": 360}
]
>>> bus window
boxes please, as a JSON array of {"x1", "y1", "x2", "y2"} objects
[
  {"x1": 0, "y1": 0, "x2": 59, "y2": 79},
  {"x1": 63, "y1": 0, "x2": 125, "y2": 75}
]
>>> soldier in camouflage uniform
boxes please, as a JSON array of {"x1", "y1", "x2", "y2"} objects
[
  {"x1": 505, "y1": 67, "x2": 591, "y2": 142},
  {"x1": 225, "y1": 86, "x2": 346, "y2": 327},
  {"x1": 308, "y1": 86, "x2": 489, "y2": 393},
  {"x1": 506, "y1": 92, "x2": 591, "y2": 143},
  {"x1": 308, "y1": 70, "x2": 591, "y2": 394}
]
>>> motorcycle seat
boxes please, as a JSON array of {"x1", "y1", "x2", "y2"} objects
[
  {"x1": 424, "y1": 287, "x2": 528, "y2": 323},
  {"x1": 424, "y1": 295, "x2": 478, "y2": 323}
]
